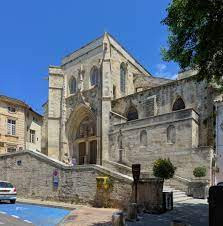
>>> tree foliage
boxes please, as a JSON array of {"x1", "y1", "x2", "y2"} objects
[
  {"x1": 153, "y1": 158, "x2": 176, "y2": 180},
  {"x1": 193, "y1": 166, "x2": 206, "y2": 177},
  {"x1": 162, "y1": 0, "x2": 223, "y2": 87}
]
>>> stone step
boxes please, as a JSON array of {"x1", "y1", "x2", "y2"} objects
[
  {"x1": 173, "y1": 192, "x2": 187, "y2": 197},
  {"x1": 174, "y1": 196, "x2": 193, "y2": 203},
  {"x1": 163, "y1": 186, "x2": 192, "y2": 203},
  {"x1": 101, "y1": 162, "x2": 193, "y2": 203}
]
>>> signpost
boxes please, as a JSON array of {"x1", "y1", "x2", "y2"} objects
[{"x1": 132, "y1": 164, "x2": 141, "y2": 203}]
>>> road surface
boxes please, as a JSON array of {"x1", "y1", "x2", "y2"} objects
[
  {"x1": 0, "y1": 202, "x2": 70, "y2": 226},
  {"x1": 0, "y1": 212, "x2": 33, "y2": 225}
]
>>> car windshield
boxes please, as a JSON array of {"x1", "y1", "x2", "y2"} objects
[
  {"x1": 217, "y1": 182, "x2": 223, "y2": 186},
  {"x1": 0, "y1": 182, "x2": 13, "y2": 188}
]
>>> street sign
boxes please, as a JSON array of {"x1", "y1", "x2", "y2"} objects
[{"x1": 53, "y1": 170, "x2": 59, "y2": 188}]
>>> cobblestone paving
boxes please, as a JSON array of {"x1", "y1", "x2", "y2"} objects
[{"x1": 127, "y1": 199, "x2": 208, "y2": 226}]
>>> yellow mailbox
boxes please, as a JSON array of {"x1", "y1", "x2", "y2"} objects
[{"x1": 96, "y1": 176, "x2": 110, "y2": 190}]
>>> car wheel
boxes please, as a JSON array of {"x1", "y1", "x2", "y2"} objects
[{"x1": 10, "y1": 200, "x2": 16, "y2": 204}]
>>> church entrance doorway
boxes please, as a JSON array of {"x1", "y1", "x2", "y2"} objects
[
  {"x1": 79, "y1": 142, "x2": 86, "y2": 165},
  {"x1": 89, "y1": 140, "x2": 97, "y2": 164},
  {"x1": 72, "y1": 115, "x2": 98, "y2": 165}
]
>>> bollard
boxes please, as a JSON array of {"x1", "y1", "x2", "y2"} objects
[
  {"x1": 127, "y1": 203, "x2": 137, "y2": 220},
  {"x1": 112, "y1": 212, "x2": 125, "y2": 226},
  {"x1": 171, "y1": 220, "x2": 191, "y2": 226}
]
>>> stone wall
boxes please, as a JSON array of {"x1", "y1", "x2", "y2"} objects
[
  {"x1": 0, "y1": 150, "x2": 133, "y2": 208},
  {"x1": 111, "y1": 77, "x2": 215, "y2": 147},
  {"x1": 110, "y1": 46, "x2": 142, "y2": 98},
  {"x1": 62, "y1": 46, "x2": 103, "y2": 97},
  {"x1": 108, "y1": 108, "x2": 213, "y2": 181}
]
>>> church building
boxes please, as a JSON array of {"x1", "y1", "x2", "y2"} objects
[{"x1": 42, "y1": 33, "x2": 222, "y2": 184}]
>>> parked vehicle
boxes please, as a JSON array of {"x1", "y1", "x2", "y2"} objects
[{"x1": 0, "y1": 181, "x2": 16, "y2": 204}]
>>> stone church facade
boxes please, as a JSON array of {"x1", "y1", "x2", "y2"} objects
[{"x1": 42, "y1": 33, "x2": 222, "y2": 183}]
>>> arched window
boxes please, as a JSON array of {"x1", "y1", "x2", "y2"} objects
[
  {"x1": 126, "y1": 106, "x2": 138, "y2": 121},
  {"x1": 140, "y1": 130, "x2": 147, "y2": 146},
  {"x1": 69, "y1": 77, "x2": 77, "y2": 94},
  {"x1": 172, "y1": 97, "x2": 185, "y2": 111},
  {"x1": 90, "y1": 66, "x2": 99, "y2": 86},
  {"x1": 167, "y1": 125, "x2": 176, "y2": 144},
  {"x1": 120, "y1": 63, "x2": 126, "y2": 93}
]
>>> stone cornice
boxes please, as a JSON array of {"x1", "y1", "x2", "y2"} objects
[
  {"x1": 49, "y1": 66, "x2": 63, "y2": 75},
  {"x1": 110, "y1": 108, "x2": 199, "y2": 134}
]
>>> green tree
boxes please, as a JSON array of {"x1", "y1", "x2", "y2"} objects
[{"x1": 162, "y1": 0, "x2": 223, "y2": 87}]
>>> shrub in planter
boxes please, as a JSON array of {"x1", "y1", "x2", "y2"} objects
[
  {"x1": 193, "y1": 166, "x2": 206, "y2": 178},
  {"x1": 153, "y1": 158, "x2": 176, "y2": 180}
]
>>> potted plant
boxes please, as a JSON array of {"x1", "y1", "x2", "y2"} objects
[
  {"x1": 193, "y1": 166, "x2": 206, "y2": 178},
  {"x1": 187, "y1": 166, "x2": 208, "y2": 199},
  {"x1": 153, "y1": 158, "x2": 176, "y2": 182},
  {"x1": 153, "y1": 158, "x2": 176, "y2": 212}
]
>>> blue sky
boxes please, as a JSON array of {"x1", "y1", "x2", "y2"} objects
[{"x1": 0, "y1": 0, "x2": 178, "y2": 114}]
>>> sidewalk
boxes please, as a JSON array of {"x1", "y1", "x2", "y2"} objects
[
  {"x1": 17, "y1": 197, "x2": 208, "y2": 226},
  {"x1": 59, "y1": 206, "x2": 117, "y2": 226}
]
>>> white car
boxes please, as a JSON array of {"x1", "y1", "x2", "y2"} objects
[{"x1": 0, "y1": 181, "x2": 16, "y2": 204}]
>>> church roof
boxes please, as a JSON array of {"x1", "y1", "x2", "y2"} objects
[
  {"x1": 133, "y1": 74, "x2": 171, "y2": 89},
  {"x1": 61, "y1": 32, "x2": 152, "y2": 76}
]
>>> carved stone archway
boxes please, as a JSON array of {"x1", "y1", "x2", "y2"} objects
[{"x1": 66, "y1": 104, "x2": 99, "y2": 165}]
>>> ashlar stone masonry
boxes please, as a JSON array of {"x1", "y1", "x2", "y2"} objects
[{"x1": 41, "y1": 32, "x2": 223, "y2": 186}]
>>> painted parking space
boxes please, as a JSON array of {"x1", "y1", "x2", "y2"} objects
[{"x1": 0, "y1": 202, "x2": 70, "y2": 226}]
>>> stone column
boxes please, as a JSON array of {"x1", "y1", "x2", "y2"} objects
[{"x1": 100, "y1": 33, "x2": 112, "y2": 162}]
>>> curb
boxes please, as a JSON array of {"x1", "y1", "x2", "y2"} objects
[{"x1": 16, "y1": 198, "x2": 79, "y2": 210}]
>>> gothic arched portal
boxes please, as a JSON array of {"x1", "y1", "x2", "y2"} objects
[{"x1": 66, "y1": 104, "x2": 98, "y2": 165}]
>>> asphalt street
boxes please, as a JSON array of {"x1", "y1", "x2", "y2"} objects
[
  {"x1": 0, "y1": 212, "x2": 33, "y2": 226},
  {"x1": 0, "y1": 202, "x2": 70, "y2": 226}
]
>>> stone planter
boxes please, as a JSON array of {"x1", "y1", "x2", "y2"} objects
[
  {"x1": 132, "y1": 178, "x2": 164, "y2": 213},
  {"x1": 187, "y1": 180, "x2": 209, "y2": 199}
]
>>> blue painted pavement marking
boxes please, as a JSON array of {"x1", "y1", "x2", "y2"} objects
[{"x1": 0, "y1": 202, "x2": 70, "y2": 226}]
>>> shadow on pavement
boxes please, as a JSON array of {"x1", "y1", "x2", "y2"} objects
[
  {"x1": 90, "y1": 222, "x2": 112, "y2": 226},
  {"x1": 127, "y1": 200, "x2": 208, "y2": 226}
]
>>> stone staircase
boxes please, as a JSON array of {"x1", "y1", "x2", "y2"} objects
[
  {"x1": 164, "y1": 185, "x2": 192, "y2": 203},
  {"x1": 102, "y1": 160, "x2": 193, "y2": 203}
]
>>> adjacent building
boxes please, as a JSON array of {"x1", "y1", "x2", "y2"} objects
[
  {"x1": 215, "y1": 99, "x2": 223, "y2": 183},
  {"x1": 0, "y1": 95, "x2": 42, "y2": 153}
]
